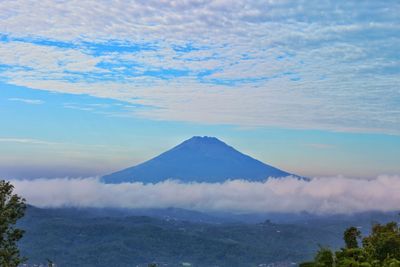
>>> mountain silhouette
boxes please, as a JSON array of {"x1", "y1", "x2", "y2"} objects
[{"x1": 101, "y1": 136, "x2": 296, "y2": 183}]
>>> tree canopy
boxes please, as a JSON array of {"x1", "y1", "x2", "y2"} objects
[
  {"x1": 0, "y1": 179, "x2": 26, "y2": 267},
  {"x1": 300, "y1": 221, "x2": 400, "y2": 267}
]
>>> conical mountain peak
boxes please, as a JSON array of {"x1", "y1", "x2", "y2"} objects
[
  {"x1": 181, "y1": 136, "x2": 227, "y2": 146},
  {"x1": 102, "y1": 136, "x2": 295, "y2": 184},
  {"x1": 172, "y1": 136, "x2": 233, "y2": 152}
]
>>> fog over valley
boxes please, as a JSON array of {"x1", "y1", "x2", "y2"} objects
[{"x1": 10, "y1": 175, "x2": 400, "y2": 214}]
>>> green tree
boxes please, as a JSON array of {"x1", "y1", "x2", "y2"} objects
[
  {"x1": 383, "y1": 258, "x2": 400, "y2": 267},
  {"x1": 344, "y1": 226, "x2": 361, "y2": 249},
  {"x1": 314, "y1": 246, "x2": 334, "y2": 267},
  {"x1": 302, "y1": 222, "x2": 400, "y2": 267},
  {"x1": 363, "y1": 222, "x2": 400, "y2": 262},
  {"x1": 335, "y1": 247, "x2": 370, "y2": 267},
  {"x1": 0, "y1": 180, "x2": 27, "y2": 267}
]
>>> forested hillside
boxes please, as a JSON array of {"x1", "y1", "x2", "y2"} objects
[{"x1": 17, "y1": 207, "x2": 400, "y2": 267}]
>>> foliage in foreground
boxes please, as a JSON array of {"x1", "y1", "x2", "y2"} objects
[
  {"x1": 301, "y1": 222, "x2": 400, "y2": 267},
  {"x1": 0, "y1": 179, "x2": 27, "y2": 267}
]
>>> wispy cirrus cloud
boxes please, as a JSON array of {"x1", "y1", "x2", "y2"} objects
[
  {"x1": 0, "y1": 1, "x2": 399, "y2": 134},
  {"x1": 0, "y1": 137, "x2": 56, "y2": 145},
  {"x1": 8, "y1": 97, "x2": 44, "y2": 105}
]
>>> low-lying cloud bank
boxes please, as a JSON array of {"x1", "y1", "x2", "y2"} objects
[{"x1": 9, "y1": 175, "x2": 400, "y2": 214}]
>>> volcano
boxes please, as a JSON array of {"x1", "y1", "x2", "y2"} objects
[{"x1": 101, "y1": 136, "x2": 296, "y2": 184}]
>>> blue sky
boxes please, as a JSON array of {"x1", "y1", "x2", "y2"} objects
[{"x1": 0, "y1": 0, "x2": 399, "y2": 179}]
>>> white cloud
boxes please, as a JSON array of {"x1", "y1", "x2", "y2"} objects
[
  {"x1": 9, "y1": 175, "x2": 400, "y2": 214},
  {"x1": 8, "y1": 97, "x2": 44, "y2": 105},
  {"x1": 0, "y1": 1, "x2": 399, "y2": 134},
  {"x1": 0, "y1": 137, "x2": 56, "y2": 145},
  {"x1": 0, "y1": 41, "x2": 104, "y2": 74}
]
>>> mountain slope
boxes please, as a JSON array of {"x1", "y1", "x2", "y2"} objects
[{"x1": 101, "y1": 136, "x2": 295, "y2": 184}]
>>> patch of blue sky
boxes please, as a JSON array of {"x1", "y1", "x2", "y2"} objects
[
  {"x1": 0, "y1": 63, "x2": 33, "y2": 70},
  {"x1": 59, "y1": 71, "x2": 126, "y2": 83},
  {"x1": 0, "y1": 81, "x2": 150, "y2": 119},
  {"x1": 1, "y1": 82, "x2": 93, "y2": 104},
  {"x1": 0, "y1": 64, "x2": 13, "y2": 72},
  {"x1": 202, "y1": 76, "x2": 269, "y2": 87},
  {"x1": 0, "y1": 34, "x2": 10, "y2": 42},
  {"x1": 95, "y1": 60, "x2": 143, "y2": 71},
  {"x1": 81, "y1": 40, "x2": 158, "y2": 56},
  {"x1": 143, "y1": 68, "x2": 191, "y2": 80},
  {"x1": 0, "y1": 35, "x2": 159, "y2": 57}
]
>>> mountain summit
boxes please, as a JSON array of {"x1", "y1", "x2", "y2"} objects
[{"x1": 101, "y1": 136, "x2": 295, "y2": 184}]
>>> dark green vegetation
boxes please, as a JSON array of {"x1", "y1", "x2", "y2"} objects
[
  {"x1": 19, "y1": 206, "x2": 326, "y2": 267},
  {"x1": 17, "y1": 206, "x2": 400, "y2": 267},
  {"x1": 0, "y1": 180, "x2": 26, "y2": 267},
  {"x1": 301, "y1": 222, "x2": 400, "y2": 267}
]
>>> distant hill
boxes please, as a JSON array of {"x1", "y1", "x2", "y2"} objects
[
  {"x1": 102, "y1": 136, "x2": 296, "y2": 184},
  {"x1": 19, "y1": 206, "x2": 400, "y2": 267},
  {"x1": 17, "y1": 206, "x2": 336, "y2": 267}
]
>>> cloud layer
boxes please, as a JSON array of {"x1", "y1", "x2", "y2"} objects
[
  {"x1": 0, "y1": 1, "x2": 399, "y2": 134},
  {"x1": 9, "y1": 175, "x2": 400, "y2": 214}
]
